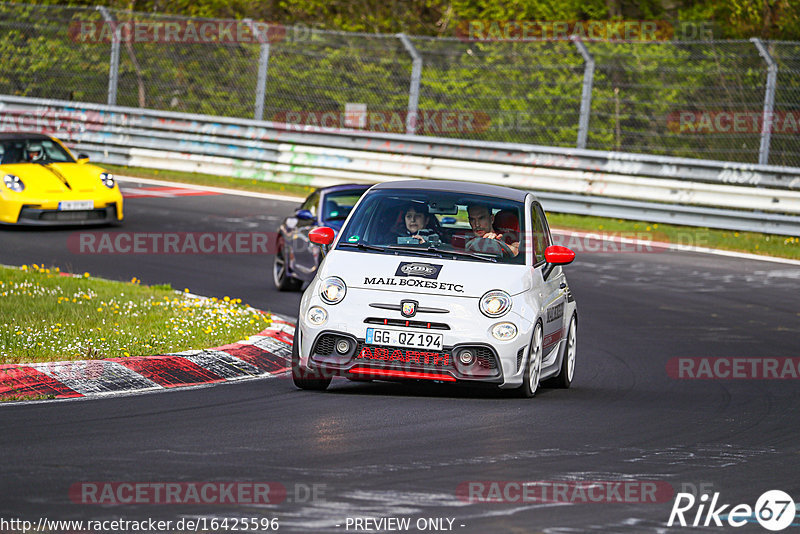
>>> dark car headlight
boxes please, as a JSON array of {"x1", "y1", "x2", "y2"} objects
[
  {"x1": 100, "y1": 172, "x2": 115, "y2": 189},
  {"x1": 3, "y1": 174, "x2": 24, "y2": 192}
]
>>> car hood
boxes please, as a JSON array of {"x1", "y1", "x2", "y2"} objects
[
  {"x1": 319, "y1": 249, "x2": 531, "y2": 298},
  {"x1": 0, "y1": 163, "x2": 106, "y2": 195}
]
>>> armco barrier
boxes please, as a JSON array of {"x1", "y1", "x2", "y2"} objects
[{"x1": 1, "y1": 94, "x2": 799, "y2": 236}]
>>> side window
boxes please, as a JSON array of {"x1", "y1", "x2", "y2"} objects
[
  {"x1": 301, "y1": 192, "x2": 319, "y2": 216},
  {"x1": 530, "y1": 203, "x2": 552, "y2": 265}
]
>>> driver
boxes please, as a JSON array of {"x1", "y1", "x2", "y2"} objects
[
  {"x1": 26, "y1": 143, "x2": 44, "y2": 162},
  {"x1": 466, "y1": 204, "x2": 519, "y2": 256}
]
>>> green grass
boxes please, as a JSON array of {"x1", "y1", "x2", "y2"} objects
[
  {"x1": 0, "y1": 264, "x2": 273, "y2": 364},
  {"x1": 548, "y1": 214, "x2": 800, "y2": 260},
  {"x1": 106, "y1": 164, "x2": 800, "y2": 260},
  {"x1": 0, "y1": 387, "x2": 55, "y2": 402}
]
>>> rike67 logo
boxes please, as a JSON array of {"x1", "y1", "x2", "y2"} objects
[{"x1": 668, "y1": 490, "x2": 796, "y2": 531}]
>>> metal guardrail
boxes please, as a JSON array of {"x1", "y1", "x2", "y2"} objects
[{"x1": 1, "y1": 95, "x2": 799, "y2": 236}]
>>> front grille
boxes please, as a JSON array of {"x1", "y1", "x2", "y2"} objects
[
  {"x1": 475, "y1": 347, "x2": 498, "y2": 369},
  {"x1": 39, "y1": 210, "x2": 106, "y2": 221},
  {"x1": 354, "y1": 342, "x2": 453, "y2": 370},
  {"x1": 311, "y1": 334, "x2": 337, "y2": 356},
  {"x1": 364, "y1": 317, "x2": 450, "y2": 330},
  {"x1": 18, "y1": 206, "x2": 111, "y2": 222}
]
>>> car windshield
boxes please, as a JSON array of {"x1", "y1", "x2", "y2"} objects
[
  {"x1": 0, "y1": 138, "x2": 74, "y2": 164},
  {"x1": 322, "y1": 189, "x2": 368, "y2": 222},
  {"x1": 336, "y1": 188, "x2": 526, "y2": 264}
]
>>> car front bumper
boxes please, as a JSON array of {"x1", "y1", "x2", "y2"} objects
[
  {"x1": 0, "y1": 201, "x2": 122, "y2": 226},
  {"x1": 297, "y1": 287, "x2": 537, "y2": 388}
]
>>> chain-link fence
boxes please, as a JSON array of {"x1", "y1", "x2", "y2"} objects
[{"x1": 1, "y1": 2, "x2": 799, "y2": 166}]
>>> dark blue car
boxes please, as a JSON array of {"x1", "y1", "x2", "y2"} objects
[{"x1": 273, "y1": 184, "x2": 371, "y2": 291}]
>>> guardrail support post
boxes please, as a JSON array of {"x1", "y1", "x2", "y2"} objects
[
  {"x1": 97, "y1": 7, "x2": 119, "y2": 106},
  {"x1": 572, "y1": 36, "x2": 595, "y2": 150},
  {"x1": 397, "y1": 33, "x2": 422, "y2": 135},
  {"x1": 246, "y1": 19, "x2": 270, "y2": 121},
  {"x1": 751, "y1": 38, "x2": 778, "y2": 166}
]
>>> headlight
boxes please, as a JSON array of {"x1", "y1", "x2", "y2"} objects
[
  {"x1": 3, "y1": 174, "x2": 24, "y2": 192},
  {"x1": 100, "y1": 172, "x2": 115, "y2": 189},
  {"x1": 491, "y1": 322, "x2": 518, "y2": 340},
  {"x1": 307, "y1": 306, "x2": 328, "y2": 326},
  {"x1": 479, "y1": 290, "x2": 512, "y2": 318},
  {"x1": 319, "y1": 276, "x2": 346, "y2": 304}
]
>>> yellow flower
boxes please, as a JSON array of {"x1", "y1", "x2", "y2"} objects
[{"x1": 83, "y1": 272, "x2": 90, "y2": 278}]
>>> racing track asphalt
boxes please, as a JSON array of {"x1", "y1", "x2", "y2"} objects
[{"x1": 0, "y1": 180, "x2": 798, "y2": 533}]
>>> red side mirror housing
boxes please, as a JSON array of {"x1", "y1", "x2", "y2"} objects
[
  {"x1": 544, "y1": 245, "x2": 575, "y2": 265},
  {"x1": 309, "y1": 226, "x2": 335, "y2": 246}
]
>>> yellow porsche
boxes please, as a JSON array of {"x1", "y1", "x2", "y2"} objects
[{"x1": 0, "y1": 133, "x2": 123, "y2": 225}]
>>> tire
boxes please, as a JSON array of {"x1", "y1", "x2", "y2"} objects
[
  {"x1": 291, "y1": 334, "x2": 332, "y2": 391},
  {"x1": 518, "y1": 322, "x2": 543, "y2": 398},
  {"x1": 552, "y1": 314, "x2": 577, "y2": 389},
  {"x1": 273, "y1": 237, "x2": 302, "y2": 292}
]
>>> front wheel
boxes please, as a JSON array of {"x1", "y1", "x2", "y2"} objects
[
  {"x1": 273, "y1": 238, "x2": 302, "y2": 292},
  {"x1": 518, "y1": 322, "x2": 543, "y2": 398},
  {"x1": 291, "y1": 335, "x2": 332, "y2": 391},
  {"x1": 552, "y1": 315, "x2": 576, "y2": 389}
]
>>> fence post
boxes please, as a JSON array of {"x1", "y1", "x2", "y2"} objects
[
  {"x1": 751, "y1": 38, "x2": 778, "y2": 166},
  {"x1": 246, "y1": 19, "x2": 270, "y2": 121},
  {"x1": 571, "y1": 36, "x2": 595, "y2": 150},
  {"x1": 397, "y1": 33, "x2": 422, "y2": 135},
  {"x1": 96, "y1": 7, "x2": 119, "y2": 106}
]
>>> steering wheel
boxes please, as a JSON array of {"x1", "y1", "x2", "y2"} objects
[{"x1": 465, "y1": 236, "x2": 515, "y2": 256}]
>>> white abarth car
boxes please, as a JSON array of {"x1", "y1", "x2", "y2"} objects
[{"x1": 292, "y1": 180, "x2": 577, "y2": 397}]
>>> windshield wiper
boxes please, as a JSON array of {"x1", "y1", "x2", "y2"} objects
[
  {"x1": 385, "y1": 245, "x2": 497, "y2": 263},
  {"x1": 338, "y1": 242, "x2": 387, "y2": 252}
]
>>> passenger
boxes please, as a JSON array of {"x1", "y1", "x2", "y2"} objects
[
  {"x1": 466, "y1": 204, "x2": 519, "y2": 256},
  {"x1": 392, "y1": 202, "x2": 439, "y2": 244}
]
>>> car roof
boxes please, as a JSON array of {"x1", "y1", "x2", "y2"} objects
[
  {"x1": 0, "y1": 132, "x2": 54, "y2": 141},
  {"x1": 320, "y1": 183, "x2": 371, "y2": 195},
  {"x1": 371, "y1": 179, "x2": 531, "y2": 202}
]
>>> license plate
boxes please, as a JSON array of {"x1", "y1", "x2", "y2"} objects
[
  {"x1": 366, "y1": 328, "x2": 443, "y2": 350},
  {"x1": 59, "y1": 200, "x2": 94, "y2": 211}
]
